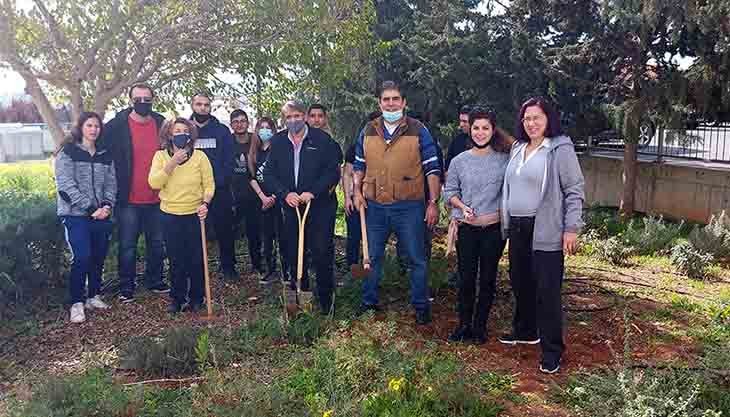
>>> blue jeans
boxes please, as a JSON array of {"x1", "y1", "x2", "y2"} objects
[
  {"x1": 61, "y1": 216, "x2": 113, "y2": 304},
  {"x1": 362, "y1": 200, "x2": 430, "y2": 311},
  {"x1": 345, "y1": 210, "x2": 361, "y2": 266},
  {"x1": 117, "y1": 204, "x2": 165, "y2": 296}
]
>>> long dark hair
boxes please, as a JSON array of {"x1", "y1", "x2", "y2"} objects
[
  {"x1": 469, "y1": 109, "x2": 512, "y2": 153},
  {"x1": 70, "y1": 112, "x2": 104, "y2": 143},
  {"x1": 514, "y1": 97, "x2": 563, "y2": 142},
  {"x1": 248, "y1": 116, "x2": 277, "y2": 175}
]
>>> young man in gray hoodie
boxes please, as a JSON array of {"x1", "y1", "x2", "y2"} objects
[{"x1": 500, "y1": 97, "x2": 585, "y2": 374}]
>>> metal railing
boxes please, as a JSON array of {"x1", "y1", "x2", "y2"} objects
[{"x1": 578, "y1": 123, "x2": 730, "y2": 164}]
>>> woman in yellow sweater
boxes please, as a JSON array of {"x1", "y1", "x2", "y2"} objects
[{"x1": 149, "y1": 117, "x2": 215, "y2": 313}]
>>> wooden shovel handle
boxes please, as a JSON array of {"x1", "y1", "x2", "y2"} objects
[
  {"x1": 359, "y1": 205, "x2": 370, "y2": 268},
  {"x1": 295, "y1": 201, "x2": 312, "y2": 290},
  {"x1": 200, "y1": 219, "x2": 213, "y2": 317}
]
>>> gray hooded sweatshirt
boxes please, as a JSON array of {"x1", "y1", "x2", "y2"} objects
[{"x1": 501, "y1": 135, "x2": 584, "y2": 251}]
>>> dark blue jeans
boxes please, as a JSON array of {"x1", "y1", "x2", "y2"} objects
[
  {"x1": 61, "y1": 216, "x2": 113, "y2": 304},
  {"x1": 117, "y1": 204, "x2": 165, "y2": 296},
  {"x1": 161, "y1": 212, "x2": 204, "y2": 306},
  {"x1": 362, "y1": 200, "x2": 430, "y2": 312},
  {"x1": 345, "y1": 209, "x2": 361, "y2": 266}
]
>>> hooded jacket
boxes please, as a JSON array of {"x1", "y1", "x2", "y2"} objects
[
  {"x1": 193, "y1": 115, "x2": 234, "y2": 189},
  {"x1": 501, "y1": 135, "x2": 585, "y2": 251},
  {"x1": 102, "y1": 108, "x2": 165, "y2": 206},
  {"x1": 55, "y1": 142, "x2": 117, "y2": 217}
]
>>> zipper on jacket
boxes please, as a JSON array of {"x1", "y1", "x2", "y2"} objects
[{"x1": 91, "y1": 157, "x2": 99, "y2": 208}]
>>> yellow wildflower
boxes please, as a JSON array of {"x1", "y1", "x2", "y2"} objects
[
  {"x1": 323, "y1": 410, "x2": 334, "y2": 417},
  {"x1": 388, "y1": 377, "x2": 406, "y2": 392}
]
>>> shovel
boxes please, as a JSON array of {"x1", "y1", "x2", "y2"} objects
[
  {"x1": 350, "y1": 205, "x2": 371, "y2": 279},
  {"x1": 285, "y1": 199, "x2": 312, "y2": 314}
]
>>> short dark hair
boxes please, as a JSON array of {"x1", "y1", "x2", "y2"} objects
[
  {"x1": 459, "y1": 105, "x2": 471, "y2": 116},
  {"x1": 71, "y1": 112, "x2": 104, "y2": 143},
  {"x1": 515, "y1": 97, "x2": 563, "y2": 142},
  {"x1": 469, "y1": 108, "x2": 511, "y2": 153},
  {"x1": 191, "y1": 92, "x2": 212, "y2": 103},
  {"x1": 128, "y1": 83, "x2": 155, "y2": 99},
  {"x1": 230, "y1": 109, "x2": 248, "y2": 120},
  {"x1": 378, "y1": 80, "x2": 404, "y2": 99},
  {"x1": 308, "y1": 103, "x2": 327, "y2": 115}
]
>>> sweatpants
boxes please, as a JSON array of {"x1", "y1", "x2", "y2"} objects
[
  {"x1": 161, "y1": 212, "x2": 205, "y2": 306},
  {"x1": 61, "y1": 216, "x2": 112, "y2": 304}
]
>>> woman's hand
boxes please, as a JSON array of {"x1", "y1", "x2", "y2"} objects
[
  {"x1": 91, "y1": 206, "x2": 111, "y2": 220},
  {"x1": 197, "y1": 202, "x2": 209, "y2": 220},
  {"x1": 563, "y1": 232, "x2": 578, "y2": 255},
  {"x1": 172, "y1": 149, "x2": 188, "y2": 165},
  {"x1": 344, "y1": 195, "x2": 355, "y2": 216},
  {"x1": 461, "y1": 205, "x2": 475, "y2": 220},
  {"x1": 262, "y1": 195, "x2": 276, "y2": 210}
]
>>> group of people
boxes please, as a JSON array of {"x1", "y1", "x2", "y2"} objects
[{"x1": 54, "y1": 79, "x2": 584, "y2": 374}]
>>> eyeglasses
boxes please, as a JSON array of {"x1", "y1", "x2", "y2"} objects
[
  {"x1": 522, "y1": 115, "x2": 546, "y2": 124},
  {"x1": 132, "y1": 97, "x2": 153, "y2": 104}
]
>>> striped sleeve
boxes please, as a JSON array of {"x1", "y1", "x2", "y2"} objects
[
  {"x1": 418, "y1": 126, "x2": 442, "y2": 177},
  {"x1": 353, "y1": 128, "x2": 366, "y2": 172}
]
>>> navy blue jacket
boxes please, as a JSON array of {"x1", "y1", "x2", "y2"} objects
[{"x1": 193, "y1": 115, "x2": 234, "y2": 189}]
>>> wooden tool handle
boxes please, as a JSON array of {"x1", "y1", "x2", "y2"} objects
[
  {"x1": 296, "y1": 201, "x2": 312, "y2": 289},
  {"x1": 359, "y1": 205, "x2": 370, "y2": 268},
  {"x1": 200, "y1": 219, "x2": 213, "y2": 317}
]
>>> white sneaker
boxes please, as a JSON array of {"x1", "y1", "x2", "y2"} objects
[
  {"x1": 85, "y1": 295, "x2": 110, "y2": 310},
  {"x1": 70, "y1": 302, "x2": 86, "y2": 323}
]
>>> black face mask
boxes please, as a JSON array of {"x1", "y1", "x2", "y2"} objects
[
  {"x1": 471, "y1": 137, "x2": 490, "y2": 149},
  {"x1": 133, "y1": 102, "x2": 152, "y2": 117},
  {"x1": 192, "y1": 112, "x2": 211, "y2": 123}
]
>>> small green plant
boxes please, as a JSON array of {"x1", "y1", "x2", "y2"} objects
[
  {"x1": 689, "y1": 211, "x2": 730, "y2": 260},
  {"x1": 286, "y1": 311, "x2": 325, "y2": 346},
  {"x1": 583, "y1": 206, "x2": 626, "y2": 237},
  {"x1": 670, "y1": 241, "x2": 714, "y2": 280},
  {"x1": 593, "y1": 236, "x2": 635, "y2": 265},
  {"x1": 120, "y1": 327, "x2": 217, "y2": 377},
  {"x1": 623, "y1": 215, "x2": 684, "y2": 256}
]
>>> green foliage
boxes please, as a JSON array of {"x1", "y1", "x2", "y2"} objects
[
  {"x1": 286, "y1": 311, "x2": 326, "y2": 346},
  {"x1": 227, "y1": 310, "x2": 285, "y2": 356},
  {"x1": 688, "y1": 211, "x2": 730, "y2": 260},
  {"x1": 623, "y1": 216, "x2": 684, "y2": 256},
  {"x1": 583, "y1": 206, "x2": 627, "y2": 237},
  {"x1": 557, "y1": 368, "x2": 723, "y2": 417},
  {"x1": 670, "y1": 241, "x2": 714, "y2": 280},
  {"x1": 592, "y1": 235, "x2": 635, "y2": 266},
  {"x1": 119, "y1": 327, "x2": 218, "y2": 378}
]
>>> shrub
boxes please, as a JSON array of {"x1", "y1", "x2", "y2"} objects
[
  {"x1": 623, "y1": 215, "x2": 684, "y2": 256},
  {"x1": 670, "y1": 241, "x2": 714, "y2": 280},
  {"x1": 688, "y1": 211, "x2": 730, "y2": 260},
  {"x1": 286, "y1": 311, "x2": 326, "y2": 346},
  {"x1": 583, "y1": 205, "x2": 626, "y2": 237},
  {"x1": 593, "y1": 236, "x2": 635, "y2": 266}
]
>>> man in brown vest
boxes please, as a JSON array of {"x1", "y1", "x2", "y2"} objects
[{"x1": 353, "y1": 81, "x2": 442, "y2": 324}]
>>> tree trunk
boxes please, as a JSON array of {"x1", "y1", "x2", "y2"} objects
[
  {"x1": 620, "y1": 142, "x2": 638, "y2": 218},
  {"x1": 21, "y1": 74, "x2": 66, "y2": 145}
]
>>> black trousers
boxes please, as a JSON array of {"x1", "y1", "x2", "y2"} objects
[
  {"x1": 233, "y1": 197, "x2": 263, "y2": 271},
  {"x1": 508, "y1": 216, "x2": 565, "y2": 363},
  {"x1": 208, "y1": 187, "x2": 236, "y2": 272},
  {"x1": 161, "y1": 212, "x2": 204, "y2": 306},
  {"x1": 456, "y1": 223, "x2": 505, "y2": 335},
  {"x1": 282, "y1": 197, "x2": 336, "y2": 311},
  {"x1": 260, "y1": 202, "x2": 288, "y2": 274}
]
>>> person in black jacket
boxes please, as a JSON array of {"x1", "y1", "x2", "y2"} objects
[
  {"x1": 103, "y1": 83, "x2": 169, "y2": 303},
  {"x1": 189, "y1": 93, "x2": 236, "y2": 280},
  {"x1": 262, "y1": 100, "x2": 342, "y2": 313}
]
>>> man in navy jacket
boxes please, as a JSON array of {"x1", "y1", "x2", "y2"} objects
[
  {"x1": 262, "y1": 100, "x2": 342, "y2": 313},
  {"x1": 190, "y1": 93, "x2": 236, "y2": 279}
]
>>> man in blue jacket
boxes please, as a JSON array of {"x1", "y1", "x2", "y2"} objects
[{"x1": 190, "y1": 93, "x2": 236, "y2": 279}]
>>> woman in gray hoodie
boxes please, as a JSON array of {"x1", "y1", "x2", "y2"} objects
[
  {"x1": 55, "y1": 112, "x2": 117, "y2": 324},
  {"x1": 499, "y1": 97, "x2": 584, "y2": 374}
]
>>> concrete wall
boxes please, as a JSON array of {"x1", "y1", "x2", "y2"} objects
[{"x1": 579, "y1": 155, "x2": 730, "y2": 223}]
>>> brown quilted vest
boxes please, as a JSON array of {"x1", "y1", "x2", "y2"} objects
[{"x1": 362, "y1": 116, "x2": 425, "y2": 204}]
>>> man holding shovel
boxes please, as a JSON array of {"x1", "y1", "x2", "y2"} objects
[
  {"x1": 262, "y1": 100, "x2": 342, "y2": 313},
  {"x1": 352, "y1": 80, "x2": 442, "y2": 325}
]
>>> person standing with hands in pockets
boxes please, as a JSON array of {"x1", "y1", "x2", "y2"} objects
[{"x1": 149, "y1": 118, "x2": 215, "y2": 314}]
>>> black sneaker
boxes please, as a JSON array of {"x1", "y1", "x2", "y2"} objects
[
  {"x1": 118, "y1": 294, "x2": 135, "y2": 303},
  {"x1": 415, "y1": 309, "x2": 432, "y2": 325},
  {"x1": 447, "y1": 326, "x2": 473, "y2": 342},
  {"x1": 498, "y1": 333, "x2": 540, "y2": 345},
  {"x1": 167, "y1": 302, "x2": 183, "y2": 314},
  {"x1": 539, "y1": 359, "x2": 561, "y2": 374},
  {"x1": 149, "y1": 284, "x2": 170, "y2": 294}
]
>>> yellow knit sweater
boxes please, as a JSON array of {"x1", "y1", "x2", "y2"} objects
[{"x1": 148, "y1": 149, "x2": 215, "y2": 215}]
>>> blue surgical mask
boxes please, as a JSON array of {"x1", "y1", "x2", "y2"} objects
[
  {"x1": 382, "y1": 110, "x2": 403, "y2": 124},
  {"x1": 258, "y1": 128, "x2": 273, "y2": 142},
  {"x1": 172, "y1": 133, "x2": 191, "y2": 149}
]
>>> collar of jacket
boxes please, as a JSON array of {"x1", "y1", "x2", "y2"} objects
[{"x1": 372, "y1": 116, "x2": 409, "y2": 143}]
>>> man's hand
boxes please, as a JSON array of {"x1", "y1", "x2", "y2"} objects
[
  {"x1": 299, "y1": 192, "x2": 315, "y2": 204},
  {"x1": 285, "y1": 192, "x2": 301, "y2": 208},
  {"x1": 461, "y1": 205, "x2": 474, "y2": 220},
  {"x1": 425, "y1": 201, "x2": 439, "y2": 228},
  {"x1": 563, "y1": 232, "x2": 578, "y2": 255},
  {"x1": 353, "y1": 191, "x2": 367, "y2": 211},
  {"x1": 197, "y1": 203, "x2": 209, "y2": 220},
  {"x1": 344, "y1": 195, "x2": 355, "y2": 216}
]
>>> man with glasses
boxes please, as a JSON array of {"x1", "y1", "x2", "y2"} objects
[{"x1": 103, "y1": 83, "x2": 169, "y2": 303}]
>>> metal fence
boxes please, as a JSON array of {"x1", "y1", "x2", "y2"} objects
[{"x1": 578, "y1": 123, "x2": 730, "y2": 164}]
